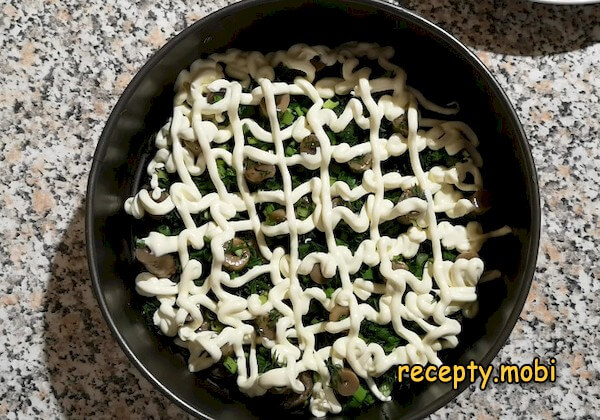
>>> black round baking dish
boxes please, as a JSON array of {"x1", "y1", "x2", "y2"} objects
[{"x1": 86, "y1": 0, "x2": 540, "y2": 418}]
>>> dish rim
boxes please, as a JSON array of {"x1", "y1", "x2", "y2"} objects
[{"x1": 86, "y1": 0, "x2": 541, "y2": 418}]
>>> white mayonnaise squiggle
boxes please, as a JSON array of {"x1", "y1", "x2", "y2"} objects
[{"x1": 124, "y1": 43, "x2": 510, "y2": 416}]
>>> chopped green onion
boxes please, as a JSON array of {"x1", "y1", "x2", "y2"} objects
[
  {"x1": 157, "y1": 225, "x2": 171, "y2": 236},
  {"x1": 259, "y1": 293, "x2": 269, "y2": 304},
  {"x1": 380, "y1": 381, "x2": 393, "y2": 397},
  {"x1": 292, "y1": 104, "x2": 304, "y2": 116},
  {"x1": 248, "y1": 136, "x2": 259, "y2": 145},
  {"x1": 325, "y1": 287, "x2": 335, "y2": 298},
  {"x1": 362, "y1": 268, "x2": 374, "y2": 280},
  {"x1": 352, "y1": 385, "x2": 368, "y2": 403},
  {"x1": 285, "y1": 145, "x2": 295, "y2": 156},
  {"x1": 280, "y1": 109, "x2": 295, "y2": 126},
  {"x1": 323, "y1": 99, "x2": 339, "y2": 110},
  {"x1": 223, "y1": 356, "x2": 237, "y2": 374},
  {"x1": 234, "y1": 249, "x2": 244, "y2": 257},
  {"x1": 135, "y1": 238, "x2": 147, "y2": 249}
]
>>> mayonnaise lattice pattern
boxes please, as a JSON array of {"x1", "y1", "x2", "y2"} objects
[{"x1": 124, "y1": 43, "x2": 510, "y2": 416}]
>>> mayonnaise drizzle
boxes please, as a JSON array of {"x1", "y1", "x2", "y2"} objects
[{"x1": 124, "y1": 43, "x2": 510, "y2": 416}]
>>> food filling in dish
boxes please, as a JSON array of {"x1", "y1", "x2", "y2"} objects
[{"x1": 125, "y1": 43, "x2": 510, "y2": 416}]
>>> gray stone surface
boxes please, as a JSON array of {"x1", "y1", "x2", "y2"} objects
[{"x1": 0, "y1": 0, "x2": 598, "y2": 418}]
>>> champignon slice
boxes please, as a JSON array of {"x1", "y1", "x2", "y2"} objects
[
  {"x1": 155, "y1": 191, "x2": 169, "y2": 203},
  {"x1": 335, "y1": 368, "x2": 360, "y2": 397},
  {"x1": 399, "y1": 210, "x2": 420, "y2": 224},
  {"x1": 282, "y1": 371, "x2": 314, "y2": 410},
  {"x1": 310, "y1": 263, "x2": 327, "y2": 285},
  {"x1": 221, "y1": 343, "x2": 234, "y2": 358},
  {"x1": 277, "y1": 93, "x2": 291, "y2": 113},
  {"x1": 331, "y1": 197, "x2": 344, "y2": 207},
  {"x1": 393, "y1": 113, "x2": 409, "y2": 137},
  {"x1": 310, "y1": 56, "x2": 326, "y2": 71},
  {"x1": 469, "y1": 190, "x2": 491, "y2": 214},
  {"x1": 184, "y1": 139, "x2": 202, "y2": 156},
  {"x1": 244, "y1": 160, "x2": 276, "y2": 184},
  {"x1": 456, "y1": 251, "x2": 479, "y2": 260},
  {"x1": 135, "y1": 249, "x2": 177, "y2": 278},
  {"x1": 329, "y1": 305, "x2": 349, "y2": 322},
  {"x1": 268, "y1": 209, "x2": 287, "y2": 224},
  {"x1": 300, "y1": 134, "x2": 320, "y2": 155},
  {"x1": 392, "y1": 260, "x2": 409, "y2": 271},
  {"x1": 254, "y1": 314, "x2": 276, "y2": 340},
  {"x1": 348, "y1": 153, "x2": 372, "y2": 173},
  {"x1": 223, "y1": 237, "x2": 251, "y2": 272},
  {"x1": 260, "y1": 93, "x2": 291, "y2": 117}
]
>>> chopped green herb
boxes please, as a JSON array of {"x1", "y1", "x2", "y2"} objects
[
  {"x1": 442, "y1": 248, "x2": 458, "y2": 262},
  {"x1": 420, "y1": 148, "x2": 463, "y2": 171},
  {"x1": 141, "y1": 297, "x2": 160, "y2": 328},
  {"x1": 360, "y1": 320, "x2": 406, "y2": 353},
  {"x1": 216, "y1": 159, "x2": 237, "y2": 190},
  {"x1": 256, "y1": 345, "x2": 279, "y2": 373},
  {"x1": 238, "y1": 104, "x2": 255, "y2": 118}
]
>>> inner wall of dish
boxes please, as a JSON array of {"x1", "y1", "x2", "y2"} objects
[{"x1": 90, "y1": 0, "x2": 534, "y2": 418}]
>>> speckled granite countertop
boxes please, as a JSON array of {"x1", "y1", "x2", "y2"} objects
[{"x1": 1, "y1": 0, "x2": 598, "y2": 418}]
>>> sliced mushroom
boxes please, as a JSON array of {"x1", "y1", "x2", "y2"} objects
[
  {"x1": 244, "y1": 160, "x2": 276, "y2": 184},
  {"x1": 469, "y1": 190, "x2": 491, "y2": 214},
  {"x1": 392, "y1": 260, "x2": 409, "y2": 271},
  {"x1": 456, "y1": 251, "x2": 479, "y2": 260},
  {"x1": 309, "y1": 263, "x2": 327, "y2": 285},
  {"x1": 135, "y1": 249, "x2": 177, "y2": 278},
  {"x1": 282, "y1": 371, "x2": 314, "y2": 410},
  {"x1": 331, "y1": 197, "x2": 344, "y2": 207},
  {"x1": 300, "y1": 134, "x2": 320, "y2": 155},
  {"x1": 310, "y1": 56, "x2": 326, "y2": 72},
  {"x1": 268, "y1": 208, "x2": 287, "y2": 224},
  {"x1": 221, "y1": 343, "x2": 234, "y2": 358},
  {"x1": 254, "y1": 314, "x2": 276, "y2": 340},
  {"x1": 223, "y1": 237, "x2": 251, "y2": 272},
  {"x1": 329, "y1": 305, "x2": 349, "y2": 322},
  {"x1": 184, "y1": 139, "x2": 202, "y2": 156},
  {"x1": 155, "y1": 191, "x2": 169, "y2": 203},
  {"x1": 348, "y1": 153, "x2": 372, "y2": 173},
  {"x1": 399, "y1": 210, "x2": 420, "y2": 224},
  {"x1": 399, "y1": 186, "x2": 423, "y2": 201},
  {"x1": 335, "y1": 368, "x2": 360, "y2": 396},
  {"x1": 260, "y1": 93, "x2": 291, "y2": 117},
  {"x1": 198, "y1": 321, "x2": 211, "y2": 331},
  {"x1": 393, "y1": 113, "x2": 409, "y2": 137}
]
